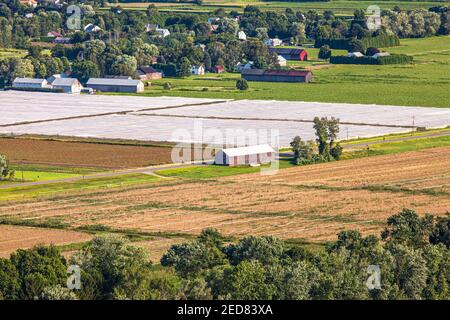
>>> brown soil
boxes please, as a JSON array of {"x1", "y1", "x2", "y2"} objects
[
  {"x1": 0, "y1": 137, "x2": 173, "y2": 169},
  {"x1": 0, "y1": 225, "x2": 92, "y2": 258}
]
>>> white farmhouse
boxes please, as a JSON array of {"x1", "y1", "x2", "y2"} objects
[
  {"x1": 191, "y1": 65, "x2": 205, "y2": 75},
  {"x1": 214, "y1": 144, "x2": 276, "y2": 166}
]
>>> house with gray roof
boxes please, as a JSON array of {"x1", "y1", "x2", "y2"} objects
[
  {"x1": 52, "y1": 78, "x2": 82, "y2": 94},
  {"x1": 86, "y1": 78, "x2": 144, "y2": 93}
]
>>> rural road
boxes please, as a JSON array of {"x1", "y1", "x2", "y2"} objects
[
  {"x1": 1, "y1": 130, "x2": 448, "y2": 190},
  {"x1": 0, "y1": 161, "x2": 206, "y2": 189}
]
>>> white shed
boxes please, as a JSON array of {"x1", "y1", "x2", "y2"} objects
[
  {"x1": 238, "y1": 31, "x2": 247, "y2": 41},
  {"x1": 214, "y1": 144, "x2": 276, "y2": 166},
  {"x1": 277, "y1": 55, "x2": 287, "y2": 66},
  {"x1": 191, "y1": 65, "x2": 205, "y2": 75},
  {"x1": 12, "y1": 78, "x2": 48, "y2": 89},
  {"x1": 52, "y1": 78, "x2": 82, "y2": 94}
]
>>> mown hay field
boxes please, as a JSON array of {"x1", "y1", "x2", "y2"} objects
[{"x1": 1, "y1": 147, "x2": 448, "y2": 245}]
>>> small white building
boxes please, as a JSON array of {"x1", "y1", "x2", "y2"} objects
[
  {"x1": 235, "y1": 61, "x2": 253, "y2": 72},
  {"x1": 214, "y1": 144, "x2": 276, "y2": 166},
  {"x1": 155, "y1": 28, "x2": 170, "y2": 38},
  {"x1": 52, "y1": 78, "x2": 82, "y2": 94},
  {"x1": 12, "y1": 78, "x2": 48, "y2": 89},
  {"x1": 277, "y1": 55, "x2": 287, "y2": 66},
  {"x1": 84, "y1": 23, "x2": 102, "y2": 33},
  {"x1": 347, "y1": 52, "x2": 364, "y2": 58},
  {"x1": 145, "y1": 24, "x2": 159, "y2": 32},
  {"x1": 238, "y1": 31, "x2": 247, "y2": 41},
  {"x1": 265, "y1": 38, "x2": 283, "y2": 46},
  {"x1": 191, "y1": 65, "x2": 205, "y2": 75},
  {"x1": 372, "y1": 52, "x2": 390, "y2": 59}
]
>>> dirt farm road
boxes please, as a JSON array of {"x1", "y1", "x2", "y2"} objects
[{"x1": 1, "y1": 129, "x2": 449, "y2": 190}]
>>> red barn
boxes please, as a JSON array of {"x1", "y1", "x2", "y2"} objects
[{"x1": 269, "y1": 48, "x2": 308, "y2": 61}]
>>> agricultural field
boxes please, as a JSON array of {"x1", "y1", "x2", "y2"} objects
[
  {"x1": 110, "y1": 0, "x2": 448, "y2": 15},
  {"x1": 0, "y1": 225, "x2": 91, "y2": 258},
  {"x1": 2, "y1": 90, "x2": 449, "y2": 147},
  {"x1": 0, "y1": 48, "x2": 27, "y2": 60},
  {"x1": 133, "y1": 36, "x2": 450, "y2": 108},
  {"x1": 0, "y1": 146, "x2": 448, "y2": 249},
  {"x1": 0, "y1": 137, "x2": 174, "y2": 169}
]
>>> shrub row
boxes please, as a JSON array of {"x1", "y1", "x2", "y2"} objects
[
  {"x1": 330, "y1": 54, "x2": 413, "y2": 65},
  {"x1": 315, "y1": 34, "x2": 400, "y2": 50}
]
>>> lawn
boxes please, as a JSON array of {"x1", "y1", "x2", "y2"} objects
[
  {"x1": 0, "y1": 174, "x2": 161, "y2": 201},
  {"x1": 122, "y1": 36, "x2": 450, "y2": 108}
]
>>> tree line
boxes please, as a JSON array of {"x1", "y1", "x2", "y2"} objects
[{"x1": 0, "y1": 209, "x2": 448, "y2": 300}]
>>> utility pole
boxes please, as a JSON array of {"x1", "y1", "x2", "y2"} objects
[
  {"x1": 21, "y1": 162, "x2": 24, "y2": 182},
  {"x1": 346, "y1": 127, "x2": 349, "y2": 141},
  {"x1": 412, "y1": 116, "x2": 415, "y2": 135}
]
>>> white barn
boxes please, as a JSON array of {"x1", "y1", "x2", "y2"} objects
[
  {"x1": 214, "y1": 144, "x2": 276, "y2": 166},
  {"x1": 12, "y1": 78, "x2": 48, "y2": 89},
  {"x1": 52, "y1": 78, "x2": 82, "y2": 94}
]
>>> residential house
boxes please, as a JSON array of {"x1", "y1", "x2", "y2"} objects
[
  {"x1": 47, "y1": 31, "x2": 61, "y2": 38},
  {"x1": 20, "y1": 0, "x2": 37, "y2": 7},
  {"x1": 276, "y1": 55, "x2": 287, "y2": 67},
  {"x1": 52, "y1": 78, "x2": 82, "y2": 93},
  {"x1": 269, "y1": 47, "x2": 308, "y2": 61},
  {"x1": 238, "y1": 31, "x2": 247, "y2": 41},
  {"x1": 214, "y1": 144, "x2": 276, "y2": 166},
  {"x1": 241, "y1": 69, "x2": 313, "y2": 83},
  {"x1": 191, "y1": 65, "x2": 205, "y2": 75},
  {"x1": 137, "y1": 66, "x2": 163, "y2": 80},
  {"x1": 155, "y1": 28, "x2": 170, "y2": 38},
  {"x1": 213, "y1": 65, "x2": 225, "y2": 74},
  {"x1": 235, "y1": 61, "x2": 253, "y2": 72},
  {"x1": 84, "y1": 23, "x2": 102, "y2": 33},
  {"x1": 347, "y1": 52, "x2": 364, "y2": 58},
  {"x1": 372, "y1": 52, "x2": 390, "y2": 59},
  {"x1": 86, "y1": 78, "x2": 144, "y2": 93},
  {"x1": 53, "y1": 37, "x2": 71, "y2": 44},
  {"x1": 145, "y1": 24, "x2": 159, "y2": 32},
  {"x1": 264, "y1": 38, "x2": 283, "y2": 47}
]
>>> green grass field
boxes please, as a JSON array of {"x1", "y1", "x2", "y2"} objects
[
  {"x1": 0, "y1": 48, "x2": 27, "y2": 59},
  {"x1": 118, "y1": 36, "x2": 450, "y2": 108},
  {"x1": 110, "y1": 0, "x2": 448, "y2": 15},
  {"x1": 0, "y1": 174, "x2": 160, "y2": 201}
]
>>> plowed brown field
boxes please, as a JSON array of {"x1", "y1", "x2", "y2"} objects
[
  {"x1": 0, "y1": 225, "x2": 92, "y2": 257},
  {"x1": 1, "y1": 147, "x2": 449, "y2": 244},
  {"x1": 0, "y1": 137, "x2": 173, "y2": 169}
]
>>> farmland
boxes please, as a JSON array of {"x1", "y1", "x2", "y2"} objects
[
  {"x1": 0, "y1": 136, "x2": 174, "y2": 169},
  {"x1": 2, "y1": 91, "x2": 449, "y2": 147},
  {"x1": 0, "y1": 147, "x2": 448, "y2": 249},
  {"x1": 126, "y1": 36, "x2": 450, "y2": 108},
  {"x1": 110, "y1": 0, "x2": 448, "y2": 15}
]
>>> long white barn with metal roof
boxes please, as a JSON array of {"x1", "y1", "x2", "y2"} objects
[{"x1": 214, "y1": 144, "x2": 276, "y2": 166}]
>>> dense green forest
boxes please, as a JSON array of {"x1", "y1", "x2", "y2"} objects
[{"x1": 0, "y1": 209, "x2": 448, "y2": 300}]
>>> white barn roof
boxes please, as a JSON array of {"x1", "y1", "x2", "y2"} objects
[
  {"x1": 221, "y1": 144, "x2": 275, "y2": 157},
  {"x1": 13, "y1": 78, "x2": 46, "y2": 84},
  {"x1": 52, "y1": 78, "x2": 79, "y2": 86}
]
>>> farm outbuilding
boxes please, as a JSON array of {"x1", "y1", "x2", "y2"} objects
[
  {"x1": 269, "y1": 48, "x2": 308, "y2": 61},
  {"x1": 51, "y1": 78, "x2": 82, "y2": 94},
  {"x1": 214, "y1": 144, "x2": 276, "y2": 166},
  {"x1": 241, "y1": 69, "x2": 313, "y2": 83},
  {"x1": 86, "y1": 78, "x2": 144, "y2": 93},
  {"x1": 12, "y1": 78, "x2": 48, "y2": 89}
]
